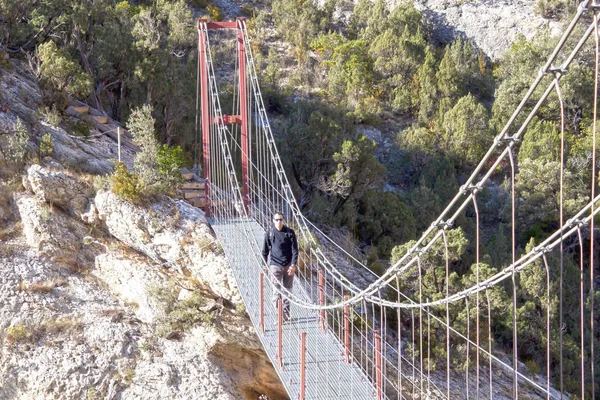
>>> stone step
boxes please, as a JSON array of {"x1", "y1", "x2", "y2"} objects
[
  {"x1": 182, "y1": 182, "x2": 205, "y2": 190},
  {"x1": 183, "y1": 190, "x2": 205, "y2": 199}
]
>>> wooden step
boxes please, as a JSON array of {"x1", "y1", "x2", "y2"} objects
[
  {"x1": 190, "y1": 198, "x2": 206, "y2": 208},
  {"x1": 72, "y1": 105, "x2": 90, "y2": 113},
  {"x1": 183, "y1": 190, "x2": 205, "y2": 199},
  {"x1": 182, "y1": 182, "x2": 205, "y2": 190},
  {"x1": 181, "y1": 173, "x2": 197, "y2": 180},
  {"x1": 93, "y1": 116, "x2": 108, "y2": 124}
]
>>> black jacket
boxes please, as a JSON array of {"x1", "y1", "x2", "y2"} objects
[{"x1": 262, "y1": 225, "x2": 299, "y2": 267}]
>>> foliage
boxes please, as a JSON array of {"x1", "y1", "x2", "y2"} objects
[
  {"x1": 534, "y1": 0, "x2": 570, "y2": 19},
  {"x1": 39, "y1": 132, "x2": 54, "y2": 157},
  {"x1": 38, "y1": 41, "x2": 92, "y2": 99},
  {"x1": 3, "y1": 118, "x2": 30, "y2": 171},
  {"x1": 129, "y1": 104, "x2": 161, "y2": 186},
  {"x1": 112, "y1": 162, "x2": 142, "y2": 203},
  {"x1": 441, "y1": 94, "x2": 490, "y2": 165},
  {"x1": 157, "y1": 144, "x2": 185, "y2": 189},
  {"x1": 38, "y1": 106, "x2": 61, "y2": 127}
]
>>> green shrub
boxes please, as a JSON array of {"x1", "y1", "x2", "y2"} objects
[
  {"x1": 157, "y1": 145, "x2": 185, "y2": 189},
  {"x1": 39, "y1": 132, "x2": 54, "y2": 157},
  {"x1": 534, "y1": 0, "x2": 569, "y2": 19},
  {"x1": 112, "y1": 162, "x2": 142, "y2": 203},
  {"x1": 207, "y1": 5, "x2": 223, "y2": 21},
  {"x1": 93, "y1": 174, "x2": 112, "y2": 191},
  {"x1": 5, "y1": 325, "x2": 31, "y2": 343},
  {"x1": 67, "y1": 119, "x2": 94, "y2": 137},
  {"x1": 2, "y1": 118, "x2": 29, "y2": 171},
  {"x1": 38, "y1": 106, "x2": 61, "y2": 127}
]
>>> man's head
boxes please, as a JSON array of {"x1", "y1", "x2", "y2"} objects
[{"x1": 272, "y1": 212, "x2": 284, "y2": 231}]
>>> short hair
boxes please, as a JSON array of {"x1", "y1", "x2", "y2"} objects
[{"x1": 273, "y1": 212, "x2": 284, "y2": 219}]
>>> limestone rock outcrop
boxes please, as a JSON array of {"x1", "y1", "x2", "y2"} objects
[
  {"x1": 94, "y1": 190, "x2": 241, "y2": 302},
  {"x1": 26, "y1": 164, "x2": 95, "y2": 218},
  {"x1": 16, "y1": 195, "x2": 94, "y2": 265}
]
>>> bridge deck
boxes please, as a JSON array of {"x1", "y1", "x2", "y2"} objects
[{"x1": 212, "y1": 219, "x2": 378, "y2": 400}]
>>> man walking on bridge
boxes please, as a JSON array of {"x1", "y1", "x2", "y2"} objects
[{"x1": 262, "y1": 212, "x2": 298, "y2": 322}]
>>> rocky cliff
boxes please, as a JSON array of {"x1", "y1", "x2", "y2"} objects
[{"x1": 0, "y1": 59, "x2": 286, "y2": 399}]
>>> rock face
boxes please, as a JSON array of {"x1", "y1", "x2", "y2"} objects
[
  {"x1": 95, "y1": 190, "x2": 241, "y2": 303},
  {"x1": 16, "y1": 195, "x2": 94, "y2": 266},
  {"x1": 1, "y1": 163, "x2": 287, "y2": 399},
  {"x1": 410, "y1": 0, "x2": 562, "y2": 60},
  {"x1": 26, "y1": 164, "x2": 95, "y2": 218}
]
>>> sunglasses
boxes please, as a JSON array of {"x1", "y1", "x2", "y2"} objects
[{"x1": 273, "y1": 218, "x2": 284, "y2": 221}]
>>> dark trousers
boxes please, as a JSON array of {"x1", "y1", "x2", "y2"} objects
[{"x1": 270, "y1": 264, "x2": 294, "y2": 317}]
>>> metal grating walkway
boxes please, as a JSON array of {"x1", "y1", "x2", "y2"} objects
[{"x1": 212, "y1": 218, "x2": 379, "y2": 400}]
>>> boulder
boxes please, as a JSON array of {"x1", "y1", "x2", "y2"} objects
[
  {"x1": 26, "y1": 164, "x2": 95, "y2": 218},
  {"x1": 16, "y1": 195, "x2": 92, "y2": 265}
]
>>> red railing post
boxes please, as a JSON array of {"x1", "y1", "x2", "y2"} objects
[
  {"x1": 344, "y1": 295, "x2": 350, "y2": 363},
  {"x1": 300, "y1": 331, "x2": 306, "y2": 400},
  {"x1": 197, "y1": 20, "x2": 211, "y2": 217},
  {"x1": 236, "y1": 18, "x2": 249, "y2": 214},
  {"x1": 375, "y1": 329, "x2": 382, "y2": 400},
  {"x1": 277, "y1": 298, "x2": 283, "y2": 367},
  {"x1": 259, "y1": 271, "x2": 264, "y2": 333},
  {"x1": 319, "y1": 270, "x2": 325, "y2": 331}
]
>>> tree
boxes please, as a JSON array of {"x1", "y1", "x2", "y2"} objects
[
  {"x1": 38, "y1": 41, "x2": 92, "y2": 99},
  {"x1": 441, "y1": 94, "x2": 490, "y2": 165},
  {"x1": 518, "y1": 117, "x2": 560, "y2": 163},
  {"x1": 436, "y1": 39, "x2": 485, "y2": 102},
  {"x1": 129, "y1": 104, "x2": 160, "y2": 187},
  {"x1": 322, "y1": 136, "x2": 386, "y2": 214},
  {"x1": 327, "y1": 39, "x2": 377, "y2": 107},
  {"x1": 415, "y1": 47, "x2": 438, "y2": 124},
  {"x1": 516, "y1": 158, "x2": 589, "y2": 233},
  {"x1": 2, "y1": 118, "x2": 30, "y2": 171}
]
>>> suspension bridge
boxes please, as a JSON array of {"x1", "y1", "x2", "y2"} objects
[{"x1": 194, "y1": 3, "x2": 599, "y2": 399}]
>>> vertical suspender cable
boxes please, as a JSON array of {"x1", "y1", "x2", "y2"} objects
[
  {"x1": 507, "y1": 147, "x2": 518, "y2": 399},
  {"x1": 442, "y1": 229, "x2": 450, "y2": 400},
  {"x1": 591, "y1": 10, "x2": 598, "y2": 400},
  {"x1": 555, "y1": 73, "x2": 565, "y2": 398},
  {"x1": 473, "y1": 194, "x2": 481, "y2": 400}
]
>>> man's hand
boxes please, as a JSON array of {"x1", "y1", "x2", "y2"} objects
[{"x1": 288, "y1": 265, "x2": 296, "y2": 276}]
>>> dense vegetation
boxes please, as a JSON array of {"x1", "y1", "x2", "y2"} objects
[{"x1": 0, "y1": 0, "x2": 598, "y2": 395}]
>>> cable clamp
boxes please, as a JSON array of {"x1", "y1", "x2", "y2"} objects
[
  {"x1": 499, "y1": 135, "x2": 521, "y2": 144},
  {"x1": 566, "y1": 217, "x2": 586, "y2": 228},
  {"x1": 433, "y1": 220, "x2": 453, "y2": 230},
  {"x1": 460, "y1": 183, "x2": 482, "y2": 195},
  {"x1": 533, "y1": 245, "x2": 551, "y2": 254},
  {"x1": 586, "y1": 1, "x2": 600, "y2": 10},
  {"x1": 548, "y1": 65, "x2": 568, "y2": 76}
]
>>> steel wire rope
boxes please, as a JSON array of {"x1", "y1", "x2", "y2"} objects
[
  {"x1": 591, "y1": 9, "x2": 599, "y2": 400},
  {"x1": 473, "y1": 192, "x2": 481, "y2": 400},
  {"x1": 260, "y1": 13, "x2": 600, "y2": 313},
  {"x1": 216, "y1": 15, "x2": 596, "y2": 396},
  {"x1": 507, "y1": 145, "x2": 518, "y2": 399},
  {"x1": 232, "y1": 14, "x2": 596, "y2": 315},
  {"x1": 442, "y1": 228, "x2": 451, "y2": 400},
  {"x1": 237, "y1": 24, "x2": 368, "y2": 298},
  {"x1": 371, "y1": 193, "x2": 600, "y2": 309},
  {"x1": 466, "y1": 297, "x2": 471, "y2": 400},
  {"x1": 543, "y1": 254, "x2": 552, "y2": 400},
  {"x1": 555, "y1": 71, "x2": 566, "y2": 398},
  {"x1": 577, "y1": 226, "x2": 586, "y2": 400}
]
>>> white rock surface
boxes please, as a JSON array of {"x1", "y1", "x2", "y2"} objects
[
  {"x1": 26, "y1": 164, "x2": 95, "y2": 218},
  {"x1": 410, "y1": 0, "x2": 562, "y2": 60}
]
